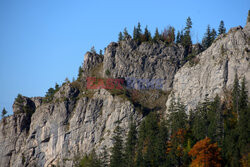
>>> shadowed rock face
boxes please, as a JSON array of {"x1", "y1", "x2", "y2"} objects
[
  {"x1": 0, "y1": 21, "x2": 249, "y2": 167},
  {"x1": 103, "y1": 38, "x2": 186, "y2": 91}
]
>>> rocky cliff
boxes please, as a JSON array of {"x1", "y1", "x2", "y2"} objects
[
  {"x1": 0, "y1": 20, "x2": 249, "y2": 167},
  {"x1": 166, "y1": 22, "x2": 250, "y2": 111}
]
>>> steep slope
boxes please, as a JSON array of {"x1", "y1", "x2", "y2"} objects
[
  {"x1": 0, "y1": 38, "x2": 186, "y2": 167},
  {"x1": 0, "y1": 21, "x2": 249, "y2": 167},
  {"x1": 166, "y1": 23, "x2": 250, "y2": 111}
]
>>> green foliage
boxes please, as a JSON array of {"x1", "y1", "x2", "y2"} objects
[
  {"x1": 78, "y1": 66, "x2": 83, "y2": 80},
  {"x1": 105, "y1": 69, "x2": 110, "y2": 76},
  {"x1": 118, "y1": 32, "x2": 123, "y2": 42},
  {"x1": 202, "y1": 25, "x2": 217, "y2": 50},
  {"x1": 218, "y1": 20, "x2": 226, "y2": 35},
  {"x1": 73, "y1": 73, "x2": 248, "y2": 167},
  {"x1": 1, "y1": 107, "x2": 7, "y2": 119},
  {"x1": 100, "y1": 146, "x2": 109, "y2": 167},
  {"x1": 124, "y1": 120, "x2": 137, "y2": 167},
  {"x1": 99, "y1": 49, "x2": 103, "y2": 56},
  {"x1": 153, "y1": 28, "x2": 160, "y2": 42},
  {"x1": 78, "y1": 150, "x2": 101, "y2": 167},
  {"x1": 232, "y1": 72, "x2": 240, "y2": 116},
  {"x1": 15, "y1": 93, "x2": 24, "y2": 103},
  {"x1": 43, "y1": 83, "x2": 60, "y2": 103},
  {"x1": 168, "y1": 97, "x2": 188, "y2": 134},
  {"x1": 123, "y1": 28, "x2": 130, "y2": 39},
  {"x1": 181, "y1": 17, "x2": 193, "y2": 49},
  {"x1": 162, "y1": 26, "x2": 175, "y2": 44},
  {"x1": 133, "y1": 22, "x2": 142, "y2": 42},
  {"x1": 110, "y1": 123, "x2": 125, "y2": 167},
  {"x1": 141, "y1": 26, "x2": 152, "y2": 42},
  {"x1": 248, "y1": 10, "x2": 250, "y2": 23}
]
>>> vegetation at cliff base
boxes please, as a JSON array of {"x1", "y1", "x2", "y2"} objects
[{"x1": 76, "y1": 74, "x2": 249, "y2": 167}]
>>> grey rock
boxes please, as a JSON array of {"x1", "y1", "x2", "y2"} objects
[{"x1": 166, "y1": 23, "x2": 250, "y2": 111}]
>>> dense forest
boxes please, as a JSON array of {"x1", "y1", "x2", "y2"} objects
[{"x1": 73, "y1": 72, "x2": 249, "y2": 166}]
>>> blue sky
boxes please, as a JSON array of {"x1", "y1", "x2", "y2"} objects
[{"x1": 0, "y1": 0, "x2": 249, "y2": 116}]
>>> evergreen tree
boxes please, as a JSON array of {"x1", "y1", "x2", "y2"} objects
[
  {"x1": 162, "y1": 26, "x2": 175, "y2": 44},
  {"x1": 100, "y1": 146, "x2": 109, "y2": 167},
  {"x1": 1, "y1": 108, "x2": 7, "y2": 119},
  {"x1": 153, "y1": 27, "x2": 160, "y2": 42},
  {"x1": 232, "y1": 72, "x2": 240, "y2": 118},
  {"x1": 137, "y1": 22, "x2": 142, "y2": 38},
  {"x1": 168, "y1": 98, "x2": 188, "y2": 134},
  {"x1": 133, "y1": 22, "x2": 142, "y2": 42},
  {"x1": 202, "y1": 25, "x2": 212, "y2": 49},
  {"x1": 99, "y1": 49, "x2": 103, "y2": 56},
  {"x1": 211, "y1": 28, "x2": 217, "y2": 42},
  {"x1": 79, "y1": 150, "x2": 101, "y2": 167},
  {"x1": 142, "y1": 26, "x2": 151, "y2": 42},
  {"x1": 238, "y1": 77, "x2": 249, "y2": 155},
  {"x1": 77, "y1": 66, "x2": 83, "y2": 80},
  {"x1": 124, "y1": 120, "x2": 137, "y2": 167},
  {"x1": 176, "y1": 31, "x2": 181, "y2": 43},
  {"x1": 185, "y1": 17, "x2": 192, "y2": 31},
  {"x1": 239, "y1": 77, "x2": 248, "y2": 110},
  {"x1": 182, "y1": 17, "x2": 192, "y2": 49},
  {"x1": 207, "y1": 95, "x2": 223, "y2": 144},
  {"x1": 123, "y1": 28, "x2": 129, "y2": 39},
  {"x1": 133, "y1": 26, "x2": 138, "y2": 40},
  {"x1": 155, "y1": 119, "x2": 168, "y2": 166},
  {"x1": 218, "y1": 20, "x2": 226, "y2": 35},
  {"x1": 55, "y1": 83, "x2": 60, "y2": 91},
  {"x1": 192, "y1": 95, "x2": 210, "y2": 141},
  {"x1": 118, "y1": 32, "x2": 124, "y2": 42},
  {"x1": 110, "y1": 123, "x2": 125, "y2": 167}
]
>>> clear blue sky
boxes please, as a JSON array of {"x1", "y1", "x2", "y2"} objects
[{"x1": 0, "y1": 0, "x2": 249, "y2": 116}]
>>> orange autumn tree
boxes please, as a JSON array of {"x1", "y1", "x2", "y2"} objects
[{"x1": 189, "y1": 137, "x2": 222, "y2": 167}]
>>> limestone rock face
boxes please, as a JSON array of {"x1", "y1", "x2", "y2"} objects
[
  {"x1": 0, "y1": 20, "x2": 249, "y2": 167},
  {"x1": 166, "y1": 23, "x2": 250, "y2": 111},
  {"x1": 0, "y1": 84, "x2": 141, "y2": 167},
  {"x1": 103, "y1": 39, "x2": 185, "y2": 91}
]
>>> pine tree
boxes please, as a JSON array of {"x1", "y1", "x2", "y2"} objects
[
  {"x1": 142, "y1": 26, "x2": 151, "y2": 42},
  {"x1": 118, "y1": 32, "x2": 124, "y2": 42},
  {"x1": 192, "y1": 96, "x2": 210, "y2": 141},
  {"x1": 239, "y1": 77, "x2": 248, "y2": 110},
  {"x1": 153, "y1": 27, "x2": 160, "y2": 42},
  {"x1": 155, "y1": 119, "x2": 168, "y2": 166},
  {"x1": 176, "y1": 31, "x2": 181, "y2": 43},
  {"x1": 218, "y1": 20, "x2": 226, "y2": 35},
  {"x1": 137, "y1": 22, "x2": 142, "y2": 37},
  {"x1": 232, "y1": 72, "x2": 240, "y2": 118},
  {"x1": 99, "y1": 49, "x2": 103, "y2": 56},
  {"x1": 238, "y1": 77, "x2": 249, "y2": 155},
  {"x1": 133, "y1": 26, "x2": 138, "y2": 40},
  {"x1": 79, "y1": 150, "x2": 101, "y2": 167},
  {"x1": 182, "y1": 17, "x2": 192, "y2": 49},
  {"x1": 77, "y1": 66, "x2": 83, "y2": 80},
  {"x1": 123, "y1": 28, "x2": 129, "y2": 39},
  {"x1": 202, "y1": 25, "x2": 212, "y2": 49},
  {"x1": 211, "y1": 28, "x2": 217, "y2": 42},
  {"x1": 110, "y1": 123, "x2": 124, "y2": 167},
  {"x1": 124, "y1": 120, "x2": 137, "y2": 167},
  {"x1": 1, "y1": 108, "x2": 7, "y2": 119},
  {"x1": 168, "y1": 98, "x2": 188, "y2": 134},
  {"x1": 100, "y1": 145, "x2": 109, "y2": 167}
]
